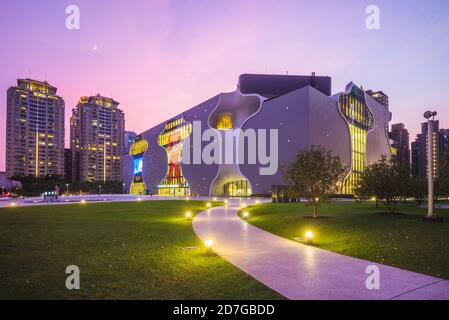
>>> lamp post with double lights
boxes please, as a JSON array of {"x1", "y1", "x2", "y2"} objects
[{"x1": 423, "y1": 111, "x2": 442, "y2": 221}]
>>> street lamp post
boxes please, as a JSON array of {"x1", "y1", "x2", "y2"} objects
[
  {"x1": 122, "y1": 183, "x2": 126, "y2": 194},
  {"x1": 99, "y1": 184, "x2": 102, "y2": 197},
  {"x1": 423, "y1": 111, "x2": 441, "y2": 221},
  {"x1": 66, "y1": 184, "x2": 69, "y2": 195}
]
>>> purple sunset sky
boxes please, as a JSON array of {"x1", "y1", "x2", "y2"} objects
[{"x1": 1, "y1": 0, "x2": 449, "y2": 171}]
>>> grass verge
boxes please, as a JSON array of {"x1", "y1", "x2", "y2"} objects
[
  {"x1": 0, "y1": 200, "x2": 283, "y2": 299},
  {"x1": 241, "y1": 202, "x2": 449, "y2": 279}
]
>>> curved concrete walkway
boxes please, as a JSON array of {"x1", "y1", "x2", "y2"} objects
[{"x1": 193, "y1": 199, "x2": 449, "y2": 300}]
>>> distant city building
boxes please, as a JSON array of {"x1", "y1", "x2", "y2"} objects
[
  {"x1": 411, "y1": 120, "x2": 448, "y2": 179},
  {"x1": 70, "y1": 95, "x2": 125, "y2": 182},
  {"x1": 64, "y1": 148, "x2": 73, "y2": 183},
  {"x1": 440, "y1": 128, "x2": 449, "y2": 157},
  {"x1": 411, "y1": 141, "x2": 420, "y2": 177},
  {"x1": 366, "y1": 90, "x2": 389, "y2": 109},
  {"x1": 389, "y1": 123, "x2": 410, "y2": 167},
  {"x1": 123, "y1": 131, "x2": 137, "y2": 154},
  {"x1": 6, "y1": 79, "x2": 65, "y2": 178}
]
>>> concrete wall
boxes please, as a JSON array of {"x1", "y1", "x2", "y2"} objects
[
  {"x1": 240, "y1": 86, "x2": 351, "y2": 195},
  {"x1": 182, "y1": 96, "x2": 220, "y2": 195}
]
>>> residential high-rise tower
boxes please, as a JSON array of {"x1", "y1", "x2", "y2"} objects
[
  {"x1": 389, "y1": 123, "x2": 410, "y2": 168},
  {"x1": 70, "y1": 95, "x2": 124, "y2": 182},
  {"x1": 412, "y1": 120, "x2": 442, "y2": 179},
  {"x1": 6, "y1": 79, "x2": 65, "y2": 177}
]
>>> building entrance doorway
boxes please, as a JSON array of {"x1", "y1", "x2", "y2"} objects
[{"x1": 223, "y1": 180, "x2": 251, "y2": 197}]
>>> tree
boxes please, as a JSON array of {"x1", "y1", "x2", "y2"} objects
[
  {"x1": 70, "y1": 180, "x2": 124, "y2": 195},
  {"x1": 356, "y1": 155, "x2": 404, "y2": 213},
  {"x1": 10, "y1": 175, "x2": 124, "y2": 196},
  {"x1": 282, "y1": 146, "x2": 345, "y2": 219},
  {"x1": 11, "y1": 175, "x2": 65, "y2": 196},
  {"x1": 409, "y1": 176, "x2": 427, "y2": 206},
  {"x1": 397, "y1": 162, "x2": 412, "y2": 203}
]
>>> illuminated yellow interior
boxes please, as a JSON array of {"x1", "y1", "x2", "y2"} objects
[
  {"x1": 339, "y1": 86, "x2": 373, "y2": 194},
  {"x1": 216, "y1": 114, "x2": 233, "y2": 130},
  {"x1": 343, "y1": 123, "x2": 367, "y2": 194},
  {"x1": 223, "y1": 180, "x2": 251, "y2": 197},
  {"x1": 130, "y1": 182, "x2": 146, "y2": 195},
  {"x1": 157, "y1": 118, "x2": 192, "y2": 196},
  {"x1": 158, "y1": 119, "x2": 192, "y2": 146},
  {"x1": 130, "y1": 139, "x2": 149, "y2": 156}
]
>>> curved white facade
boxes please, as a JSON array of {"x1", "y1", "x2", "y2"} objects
[{"x1": 123, "y1": 74, "x2": 391, "y2": 196}]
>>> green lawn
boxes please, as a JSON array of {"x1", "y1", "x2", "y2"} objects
[
  {"x1": 0, "y1": 200, "x2": 282, "y2": 300},
  {"x1": 241, "y1": 202, "x2": 449, "y2": 279}
]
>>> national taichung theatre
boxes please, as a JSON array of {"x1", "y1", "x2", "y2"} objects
[{"x1": 123, "y1": 74, "x2": 392, "y2": 197}]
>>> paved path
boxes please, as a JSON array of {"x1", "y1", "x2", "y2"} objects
[
  {"x1": 193, "y1": 199, "x2": 449, "y2": 300},
  {"x1": 0, "y1": 194, "x2": 221, "y2": 208}
]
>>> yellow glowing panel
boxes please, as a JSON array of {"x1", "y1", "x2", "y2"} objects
[
  {"x1": 339, "y1": 85, "x2": 373, "y2": 195},
  {"x1": 216, "y1": 114, "x2": 233, "y2": 130},
  {"x1": 130, "y1": 139, "x2": 149, "y2": 156}
]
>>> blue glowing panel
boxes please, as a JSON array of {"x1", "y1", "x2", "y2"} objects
[{"x1": 133, "y1": 156, "x2": 143, "y2": 175}]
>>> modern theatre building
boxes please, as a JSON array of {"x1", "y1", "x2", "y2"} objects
[{"x1": 123, "y1": 74, "x2": 392, "y2": 197}]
